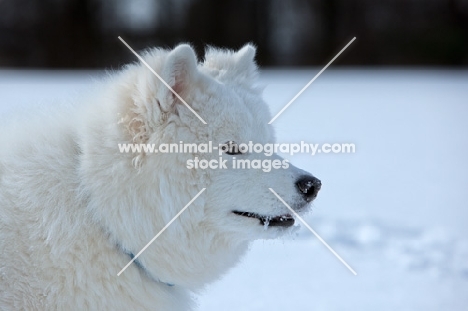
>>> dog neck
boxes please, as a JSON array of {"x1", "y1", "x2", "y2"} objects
[
  {"x1": 99, "y1": 223, "x2": 174, "y2": 287},
  {"x1": 119, "y1": 245, "x2": 175, "y2": 287}
]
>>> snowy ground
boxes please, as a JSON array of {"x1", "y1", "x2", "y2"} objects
[{"x1": 1, "y1": 69, "x2": 467, "y2": 310}]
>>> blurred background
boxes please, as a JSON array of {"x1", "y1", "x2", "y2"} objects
[
  {"x1": 1, "y1": 0, "x2": 467, "y2": 68},
  {"x1": 1, "y1": 1, "x2": 467, "y2": 310}
]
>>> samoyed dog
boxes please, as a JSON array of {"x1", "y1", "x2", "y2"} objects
[{"x1": 0, "y1": 44, "x2": 321, "y2": 310}]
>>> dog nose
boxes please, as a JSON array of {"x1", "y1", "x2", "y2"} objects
[{"x1": 296, "y1": 176, "x2": 321, "y2": 202}]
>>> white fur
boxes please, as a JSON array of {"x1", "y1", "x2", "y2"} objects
[{"x1": 0, "y1": 44, "x2": 313, "y2": 310}]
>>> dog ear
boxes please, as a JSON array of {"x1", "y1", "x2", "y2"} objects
[
  {"x1": 159, "y1": 44, "x2": 200, "y2": 110},
  {"x1": 233, "y1": 44, "x2": 258, "y2": 83},
  {"x1": 119, "y1": 45, "x2": 199, "y2": 140},
  {"x1": 203, "y1": 43, "x2": 258, "y2": 86}
]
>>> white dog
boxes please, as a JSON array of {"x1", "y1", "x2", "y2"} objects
[{"x1": 0, "y1": 44, "x2": 321, "y2": 310}]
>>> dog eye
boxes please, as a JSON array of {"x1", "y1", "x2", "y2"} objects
[{"x1": 221, "y1": 141, "x2": 243, "y2": 155}]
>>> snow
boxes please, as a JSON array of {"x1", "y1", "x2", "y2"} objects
[{"x1": 1, "y1": 69, "x2": 467, "y2": 310}]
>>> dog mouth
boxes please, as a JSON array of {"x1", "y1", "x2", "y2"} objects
[{"x1": 233, "y1": 211, "x2": 295, "y2": 227}]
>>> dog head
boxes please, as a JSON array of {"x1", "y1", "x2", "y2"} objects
[{"x1": 81, "y1": 44, "x2": 321, "y2": 288}]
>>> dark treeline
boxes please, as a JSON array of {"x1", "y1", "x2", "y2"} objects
[{"x1": 0, "y1": 0, "x2": 467, "y2": 68}]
